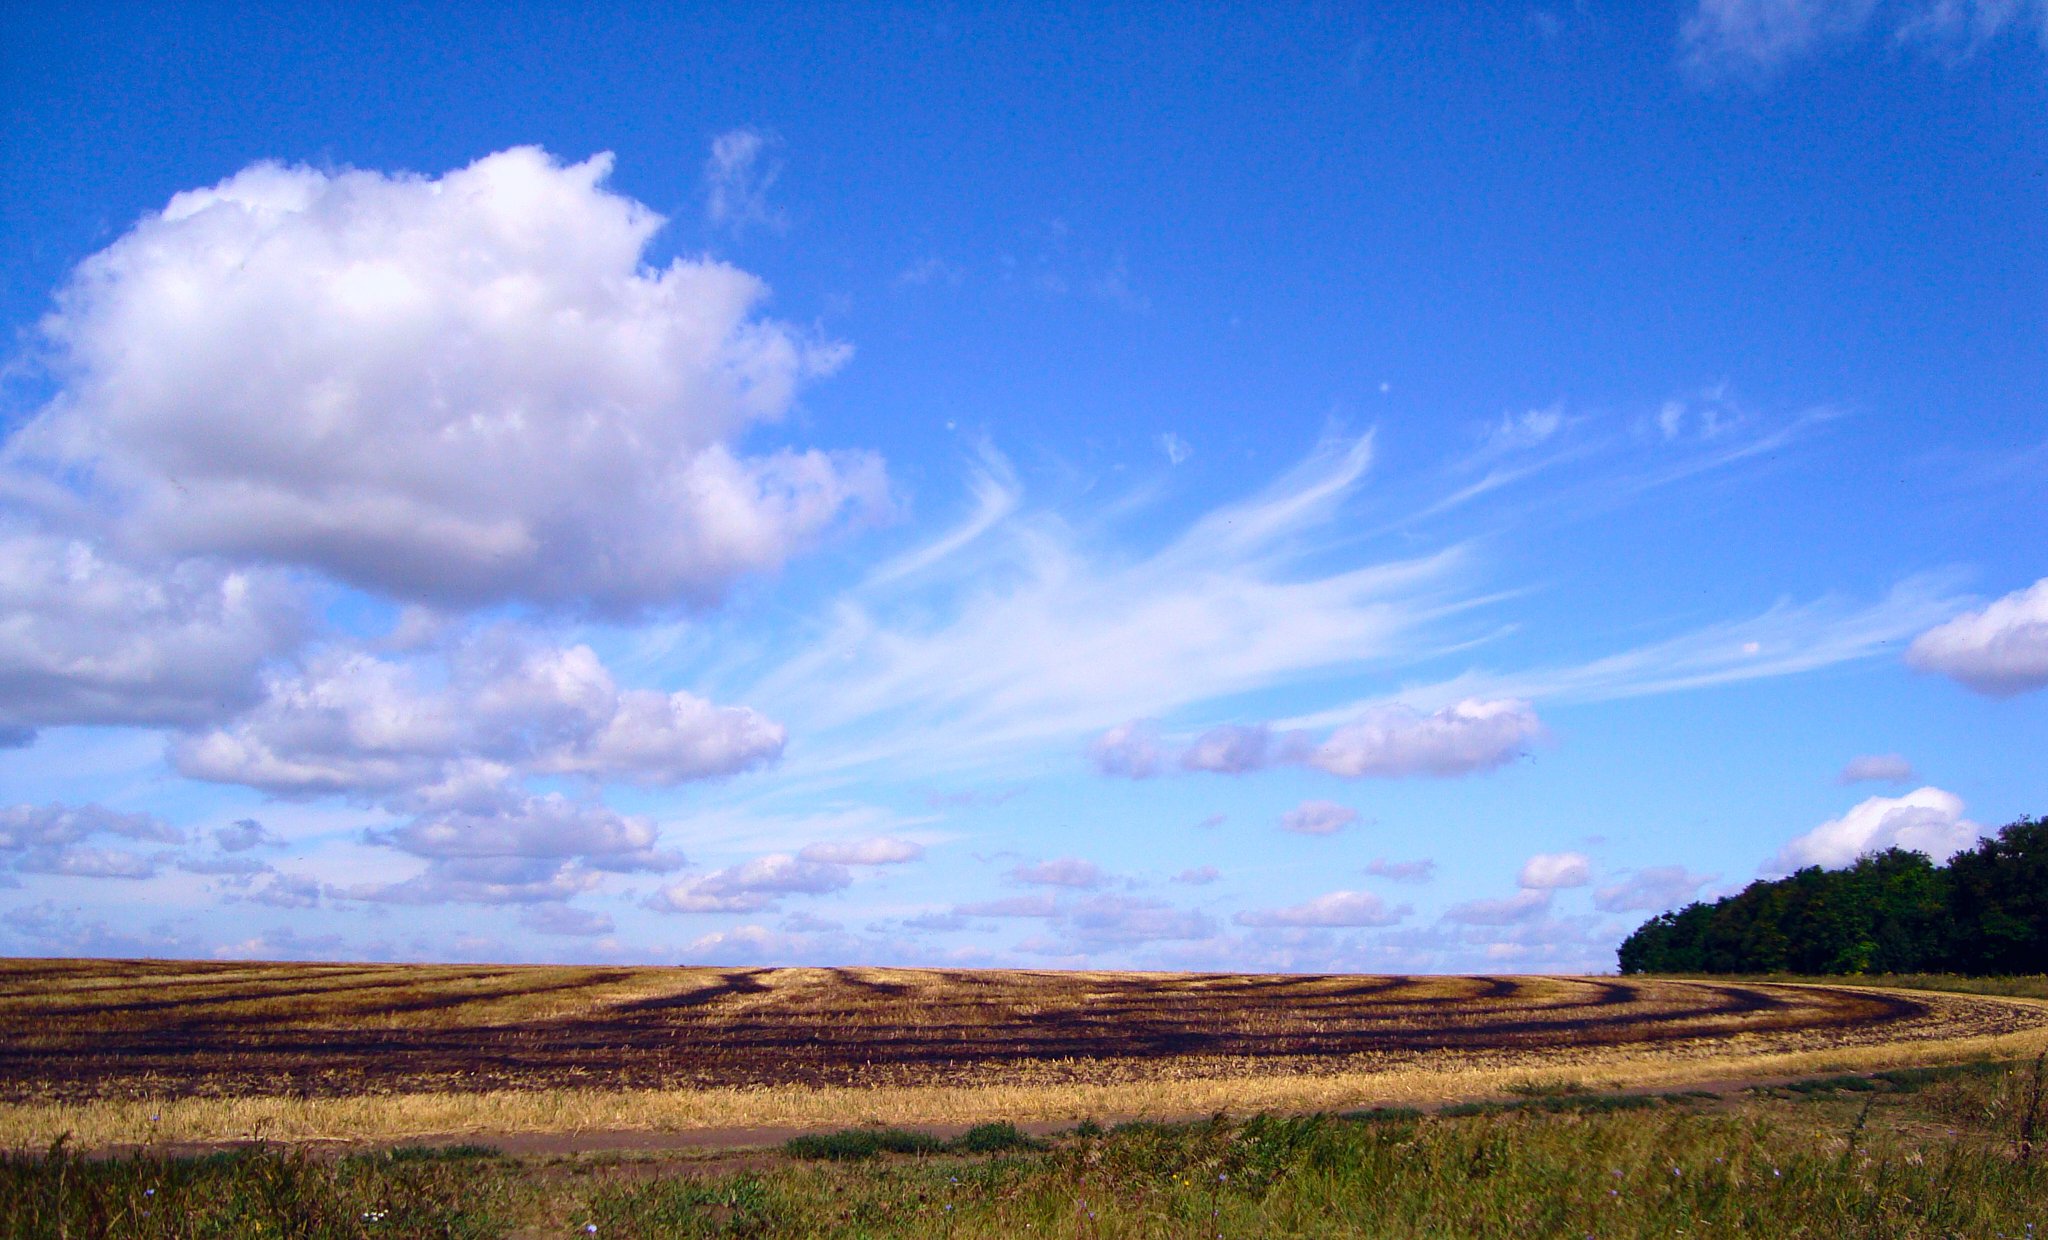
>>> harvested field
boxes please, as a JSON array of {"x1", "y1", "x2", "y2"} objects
[{"x1": 2, "y1": 960, "x2": 2043, "y2": 1149}]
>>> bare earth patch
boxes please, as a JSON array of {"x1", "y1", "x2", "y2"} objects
[{"x1": 2, "y1": 960, "x2": 2042, "y2": 1149}]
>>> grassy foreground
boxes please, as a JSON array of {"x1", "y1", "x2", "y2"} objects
[{"x1": 7, "y1": 1058, "x2": 2045, "y2": 1238}]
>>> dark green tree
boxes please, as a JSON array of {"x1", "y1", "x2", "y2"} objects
[{"x1": 1616, "y1": 816, "x2": 2042, "y2": 977}]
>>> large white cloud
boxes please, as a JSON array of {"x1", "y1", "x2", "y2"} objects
[
  {"x1": 11, "y1": 147, "x2": 886, "y2": 615},
  {"x1": 1770, "y1": 786, "x2": 1986, "y2": 872},
  {"x1": 1906, "y1": 578, "x2": 2048, "y2": 696},
  {"x1": 0, "y1": 529, "x2": 302, "y2": 739},
  {"x1": 175, "y1": 636, "x2": 784, "y2": 800}
]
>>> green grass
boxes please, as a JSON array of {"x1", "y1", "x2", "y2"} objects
[
  {"x1": 783, "y1": 1121, "x2": 1041, "y2": 1161},
  {"x1": 6, "y1": 1058, "x2": 2047, "y2": 1237}
]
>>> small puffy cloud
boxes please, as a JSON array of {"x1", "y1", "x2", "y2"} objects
[
  {"x1": 179, "y1": 854, "x2": 271, "y2": 877},
  {"x1": 14, "y1": 146, "x2": 883, "y2": 615},
  {"x1": 704, "y1": 128, "x2": 785, "y2": 233},
  {"x1": 1158, "y1": 433, "x2": 1192, "y2": 465},
  {"x1": 1906, "y1": 578, "x2": 2048, "y2": 696},
  {"x1": 1517, "y1": 851, "x2": 1592, "y2": 889},
  {"x1": 1444, "y1": 888, "x2": 1552, "y2": 925},
  {"x1": 954, "y1": 894, "x2": 1059, "y2": 918},
  {"x1": 340, "y1": 856, "x2": 601, "y2": 906},
  {"x1": 15, "y1": 846, "x2": 157, "y2": 880},
  {"x1": 0, "y1": 530, "x2": 302, "y2": 737},
  {"x1": 0, "y1": 802, "x2": 181, "y2": 850},
  {"x1": 1235, "y1": 890, "x2": 1408, "y2": 928},
  {"x1": 3, "y1": 803, "x2": 178, "y2": 880},
  {"x1": 1770, "y1": 786, "x2": 1986, "y2": 872},
  {"x1": 1173, "y1": 865, "x2": 1220, "y2": 885},
  {"x1": 1279, "y1": 799, "x2": 1358, "y2": 836},
  {"x1": 647, "y1": 853, "x2": 851, "y2": 914},
  {"x1": 1088, "y1": 719, "x2": 1165, "y2": 779},
  {"x1": 1009, "y1": 857, "x2": 1106, "y2": 888},
  {"x1": 798, "y1": 837, "x2": 924, "y2": 865},
  {"x1": 1092, "y1": 700, "x2": 1538, "y2": 783},
  {"x1": 1309, "y1": 699, "x2": 1542, "y2": 778},
  {"x1": 1365, "y1": 857, "x2": 1436, "y2": 884},
  {"x1": 1180, "y1": 724, "x2": 1278, "y2": 774},
  {"x1": 1062, "y1": 894, "x2": 1214, "y2": 947},
  {"x1": 176, "y1": 638, "x2": 783, "y2": 800},
  {"x1": 370, "y1": 794, "x2": 678, "y2": 873},
  {"x1": 1593, "y1": 866, "x2": 1716, "y2": 913},
  {"x1": 519, "y1": 904, "x2": 615, "y2": 937},
  {"x1": 242, "y1": 872, "x2": 323, "y2": 909},
  {"x1": 1838, "y1": 753, "x2": 1915, "y2": 784},
  {"x1": 214, "y1": 819, "x2": 281, "y2": 852}
]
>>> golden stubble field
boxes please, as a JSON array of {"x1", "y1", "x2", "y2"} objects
[{"x1": 3, "y1": 959, "x2": 2044, "y2": 1149}]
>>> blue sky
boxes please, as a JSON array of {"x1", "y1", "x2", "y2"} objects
[{"x1": 0, "y1": 1, "x2": 2042, "y2": 972}]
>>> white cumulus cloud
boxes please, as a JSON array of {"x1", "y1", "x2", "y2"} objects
[
  {"x1": 0, "y1": 529, "x2": 303, "y2": 740},
  {"x1": 1906, "y1": 578, "x2": 2048, "y2": 696},
  {"x1": 1278, "y1": 800, "x2": 1359, "y2": 836},
  {"x1": 1770, "y1": 786, "x2": 1986, "y2": 872},
  {"x1": 1517, "y1": 851, "x2": 1592, "y2": 889},
  {"x1": 369, "y1": 793, "x2": 678, "y2": 873},
  {"x1": 1235, "y1": 890, "x2": 1408, "y2": 928},
  {"x1": 1087, "y1": 720, "x2": 1166, "y2": 778},
  {"x1": 1310, "y1": 698, "x2": 1542, "y2": 778},
  {"x1": 10, "y1": 146, "x2": 885, "y2": 615},
  {"x1": 175, "y1": 636, "x2": 784, "y2": 800},
  {"x1": 647, "y1": 853, "x2": 852, "y2": 913}
]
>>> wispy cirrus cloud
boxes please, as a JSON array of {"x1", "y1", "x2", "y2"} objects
[
  {"x1": 1679, "y1": 0, "x2": 2047, "y2": 81},
  {"x1": 740, "y1": 433, "x2": 1497, "y2": 776}
]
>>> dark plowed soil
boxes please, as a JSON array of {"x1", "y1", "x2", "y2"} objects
[{"x1": 0, "y1": 961, "x2": 2034, "y2": 1104}]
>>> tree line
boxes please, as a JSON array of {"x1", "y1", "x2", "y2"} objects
[{"x1": 1617, "y1": 815, "x2": 2046, "y2": 976}]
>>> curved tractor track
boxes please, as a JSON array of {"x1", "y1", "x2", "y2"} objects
[{"x1": 0, "y1": 961, "x2": 2038, "y2": 1103}]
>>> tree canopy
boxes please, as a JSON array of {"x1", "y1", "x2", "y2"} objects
[{"x1": 1617, "y1": 815, "x2": 2046, "y2": 976}]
